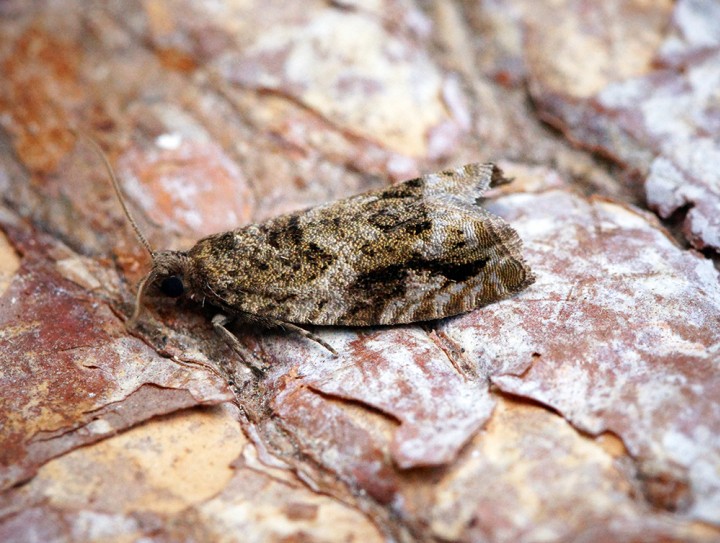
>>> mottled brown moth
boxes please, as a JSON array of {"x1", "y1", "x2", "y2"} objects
[{"x1": 94, "y1": 139, "x2": 534, "y2": 370}]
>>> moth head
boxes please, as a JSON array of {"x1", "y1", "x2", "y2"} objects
[
  {"x1": 130, "y1": 250, "x2": 193, "y2": 325},
  {"x1": 76, "y1": 132, "x2": 193, "y2": 326}
]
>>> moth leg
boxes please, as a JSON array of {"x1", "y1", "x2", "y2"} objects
[
  {"x1": 275, "y1": 320, "x2": 338, "y2": 356},
  {"x1": 212, "y1": 313, "x2": 269, "y2": 373}
]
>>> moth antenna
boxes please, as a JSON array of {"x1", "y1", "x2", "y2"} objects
[
  {"x1": 74, "y1": 130, "x2": 156, "y2": 258},
  {"x1": 73, "y1": 129, "x2": 158, "y2": 326},
  {"x1": 129, "y1": 269, "x2": 158, "y2": 326}
]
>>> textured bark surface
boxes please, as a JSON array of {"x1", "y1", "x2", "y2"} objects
[{"x1": 1, "y1": 1, "x2": 719, "y2": 542}]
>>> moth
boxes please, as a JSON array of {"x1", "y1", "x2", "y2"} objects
[{"x1": 95, "y1": 140, "x2": 534, "y2": 370}]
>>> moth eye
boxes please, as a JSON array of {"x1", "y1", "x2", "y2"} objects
[{"x1": 160, "y1": 276, "x2": 184, "y2": 297}]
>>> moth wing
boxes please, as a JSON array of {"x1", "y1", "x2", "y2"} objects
[
  {"x1": 189, "y1": 163, "x2": 533, "y2": 326},
  {"x1": 408, "y1": 162, "x2": 509, "y2": 204},
  {"x1": 319, "y1": 199, "x2": 533, "y2": 326}
]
